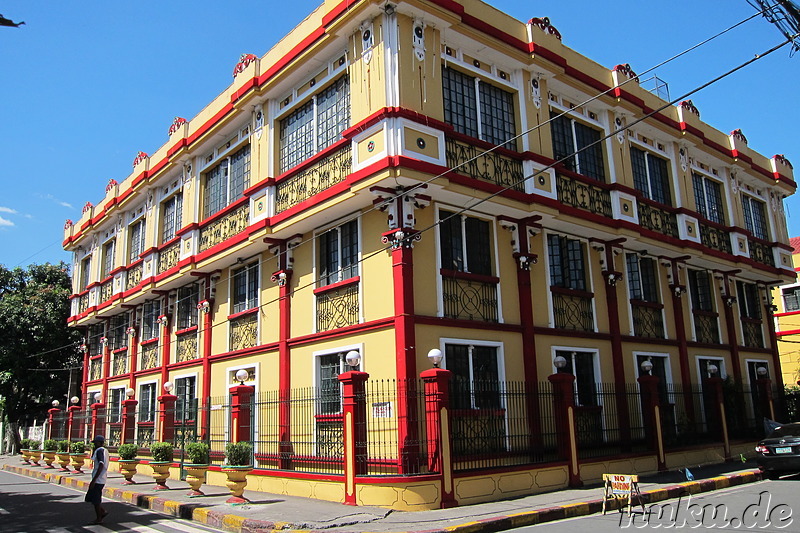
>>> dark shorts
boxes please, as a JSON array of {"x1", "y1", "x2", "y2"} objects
[{"x1": 84, "y1": 483, "x2": 104, "y2": 505}]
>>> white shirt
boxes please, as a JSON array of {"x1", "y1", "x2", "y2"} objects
[{"x1": 91, "y1": 446, "x2": 109, "y2": 484}]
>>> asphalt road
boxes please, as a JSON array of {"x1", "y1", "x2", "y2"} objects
[
  {"x1": 520, "y1": 477, "x2": 799, "y2": 531},
  {"x1": 0, "y1": 469, "x2": 224, "y2": 532}
]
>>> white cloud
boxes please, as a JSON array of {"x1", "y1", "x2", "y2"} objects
[
  {"x1": 0, "y1": 207, "x2": 17, "y2": 214},
  {"x1": 38, "y1": 194, "x2": 74, "y2": 210},
  {"x1": 0, "y1": 216, "x2": 14, "y2": 227},
  {"x1": 59, "y1": 201, "x2": 74, "y2": 209}
]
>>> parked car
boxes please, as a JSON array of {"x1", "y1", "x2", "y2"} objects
[{"x1": 755, "y1": 423, "x2": 800, "y2": 479}]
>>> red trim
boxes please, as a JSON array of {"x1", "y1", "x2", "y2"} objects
[
  {"x1": 140, "y1": 338, "x2": 159, "y2": 347},
  {"x1": 287, "y1": 318, "x2": 394, "y2": 348},
  {"x1": 273, "y1": 138, "x2": 350, "y2": 184},
  {"x1": 197, "y1": 196, "x2": 249, "y2": 227},
  {"x1": 227, "y1": 307, "x2": 259, "y2": 321},
  {"x1": 312, "y1": 276, "x2": 360, "y2": 296},
  {"x1": 175, "y1": 326, "x2": 198, "y2": 336},
  {"x1": 440, "y1": 269, "x2": 500, "y2": 285},
  {"x1": 175, "y1": 222, "x2": 198, "y2": 237},
  {"x1": 777, "y1": 328, "x2": 800, "y2": 336}
]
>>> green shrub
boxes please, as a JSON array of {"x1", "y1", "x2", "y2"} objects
[
  {"x1": 43, "y1": 439, "x2": 58, "y2": 452},
  {"x1": 20, "y1": 438, "x2": 32, "y2": 450},
  {"x1": 69, "y1": 441, "x2": 86, "y2": 454},
  {"x1": 57, "y1": 440, "x2": 71, "y2": 453},
  {"x1": 186, "y1": 442, "x2": 210, "y2": 465},
  {"x1": 117, "y1": 443, "x2": 138, "y2": 461},
  {"x1": 225, "y1": 442, "x2": 252, "y2": 466},
  {"x1": 28, "y1": 441, "x2": 40, "y2": 451},
  {"x1": 150, "y1": 442, "x2": 174, "y2": 462}
]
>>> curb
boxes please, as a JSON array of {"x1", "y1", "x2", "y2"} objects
[{"x1": 2, "y1": 463, "x2": 763, "y2": 533}]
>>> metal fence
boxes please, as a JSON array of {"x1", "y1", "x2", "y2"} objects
[
  {"x1": 660, "y1": 383, "x2": 719, "y2": 450},
  {"x1": 575, "y1": 382, "x2": 649, "y2": 460}
]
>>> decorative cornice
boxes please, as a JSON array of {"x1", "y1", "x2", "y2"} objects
[
  {"x1": 168, "y1": 117, "x2": 187, "y2": 136},
  {"x1": 132, "y1": 151, "x2": 148, "y2": 167},
  {"x1": 680, "y1": 100, "x2": 700, "y2": 118},
  {"x1": 527, "y1": 17, "x2": 562, "y2": 41},
  {"x1": 775, "y1": 154, "x2": 793, "y2": 169},
  {"x1": 64, "y1": 219, "x2": 74, "y2": 229},
  {"x1": 730, "y1": 128, "x2": 748, "y2": 145},
  {"x1": 613, "y1": 63, "x2": 639, "y2": 82},
  {"x1": 82, "y1": 202, "x2": 93, "y2": 214},
  {"x1": 105, "y1": 179, "x2": 118, "y2": 193},
  {"x1": 233, "y1": 54, "x2": 258, "y2": 78}
]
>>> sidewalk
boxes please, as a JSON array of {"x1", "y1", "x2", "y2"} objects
[{"x1": 2, "y1": 455, "x2": 762, "y2": 533}]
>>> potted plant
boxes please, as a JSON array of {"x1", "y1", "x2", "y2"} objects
[
  {"x1": 222, "y1": 442, "x2": 253, "y2": 504},
  {"x1": 28, "y1": 440, "x2": 42, "y2": 466},
  {"x1": 20, "y1": 438, "x2": 32, "y2": 464},
  {"x1": 184, "y1": 442, "x2": 210, "y2": 497},
  {"x1": 117, "y1": 443, "x2": 139, "y2": 485},
  {"x1": 149, "y1": 441, "x2": 174, "y2": 490},
  {"x1": 56, "y1": 440, "x2": 71, "y2": 472},
  {"x1": 69, "y1": 441, "x2": 88, "y2": 474},
  {"x1": 42, "y1": 439, "x2": 58, "y2": 468}
]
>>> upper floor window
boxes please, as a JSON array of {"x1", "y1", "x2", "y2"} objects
[
  {"x1": 631, "y1": 146, "x2": 671, "y2": 205},
  {"x1": 101, "y1": 239, "x2": 115, "y2": 279},
  {"x1": 442, "y1": 66, "x2": 516, "y2": 148},
  {"x1": 141, "y1": 299, "x2": 161, "y2": 341},
  {"x1": 626, "y1": 254, "x2": 660, "y2": 303},
  {"x1": 108, "y1": 312, "x2": 129, "y2": 350},
  {"x1": 87, "y1": 323, "x2": 104, "y2": 356},
  {"x1": 783, "y1": 286, "x2": 800, "y2": 312},
  {"x1": 80, "y1": 255, "x2": 92, "y2": 289},
  {"x1": 279, "y1": 75, "x2": 350, "y2": 174},
  {"x1": 319, "y1": 220, "x2": 358, "y2": 286},
  {"x1": 741, "y1": 194, "x2": 768, "y2": 240},
  {"x1": 203, "y1": 144, "x2": 251, "y2": 219},
  {"x1": 688, "y1": 269, "x2": 715, "y2": 312},
  {"x1": 128, "y1": 218, "x2": 146, "y2": 263},
  {"x1": 445, "y1": 343, "x2": 501, "y2": 410},
  {"x1": 439, "y1": 210, "x2": 492, "y2": 276},
  {"x1": 232, "y1": 262, "x2": 259, "y2": 314},
  {"x1": 161, "y1": 193, "x2": 183, "y2": 243},
  {"x1": 737, "y1": 281, "x2": 762, "y2": 320},
  {"x1": 177, "y1": 283, "x2": 199, "y2": 330},
  {"x1": 547, "y1": 234, "x2": 587, "y2": 291},
  {"x1": 550, "y1": 112, "x2": 605, "y2": 181},
  {"x1": 692, "y1": 173, "x2": 725, "y2": 224}
]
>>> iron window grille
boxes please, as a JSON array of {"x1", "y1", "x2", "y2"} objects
[
  {"x1": 175, "y1": 376, "x2": 197, "y2": 423},
  {"x1": 202, "y1": 144, "x2": 251, "y2": 219},
  {"x1": 232, "y1": 262, "x2": 259, "y2": 314},
  {"x1": 87, "y1": 324, "x2": 104, "y2": 356},
  {"x1": 101, "y1": 239, "x2": 115, "y2": 279},
  {"x1": 108, "y1": 388, "x2": 125, "y2": 423},
  {"x1": 108, "y1": 312, "x2": 129, "y2": 350},
  {"x1": 318, "y1": 351, "x2": 360, "y2": 415},
  {"x1": 279, "y1": 75, "x2": 350, "y2": 174},
  {"x1": 692, "y1": 173, "x2": 725, "y2": 225},
  {"x1": 141, "y1": 299, "x2": 161, "y2": 341},
  {"x1": 439, "y1": 210, "x2": 493, "y2": 276},
  {"x1": 176, "y1": 284, "x2": 199, "y2": 330},
  {"x1": 626, "y1": 254, "x2": 659, "y2": 302},
  {"x1": 556, "y1": 350, "x2": 598, "y2": 407},
  {"x1": 688, "y1": 270, "x2": 715, "y2": 312},
  {"x1": 550, "y1": 111, "x2": 605, "y2": 181},
  {"x1": 547, "y1": 234, "x2": 587, "y2": 291},
  {"x1": 783, "y1": 287, "x2": 800, "y2": 312},
  {"x1": 736, "y1": 281, "x2": 762, "y2": 320},
  {"x1": 630, "y1": 146, "x2": 671, "y2": 205},
  {"x1": 442, "y1": 66, "x2": 516, "y2": 149},
  {"x1": 636, "y1": 354, "x2": 670, "y2": 404},
  {"x1": 139, "y1": 383, "x2": 157, "y2": 422},
  {"x1": 128, "y1": 219, "x2": 146, "y2": 263},
  {"x1": 319, "y1": 220, "x2": 358, "y2": 286},
  {"x1": 80, "y1": 255, "x2": 92, "y2": 289},
  {"x1": 445, "y1": 344, "x2": 501, "y2": 410},
  {"x1": 161, "y1": 193, "x2": 183, "y2": 243},
  {"x1": 741, "y1": 194, "x2": 769, "y2": 240}
]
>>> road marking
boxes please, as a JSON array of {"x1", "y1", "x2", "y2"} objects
[
  {"x1": 83, "y1": 525, "x2": 116, "y2": 533},
  {"x1": 152, "y1": 518, "x2": 219, "y2": 532},
  {"x1": 0, "y1": 507, "x2": 9, "y2": 515},
  {"x1": 45, "y1": 529, "x2": 71, "y2": 533}
]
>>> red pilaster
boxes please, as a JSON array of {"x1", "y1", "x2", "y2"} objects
[
  {"x1": 670, "y1": 285, "x2": 697, "y2": 416},
  {"x1": 230, "y1": 385, "x2": 255, "y2": 443},
  {"x1": 421, "y1": 367, "x2": 458, "y2": 508},
  {"x1": 158, "y1": 394, "x2": 177, "y2": 443},
  {"x1": 272, "y1": 267, "x2": 294, "y2": 469},
  {"x1": 47, "y1": 408, "x2": 60, "y2": 440},
  {"x1": 704, "y1": 376, "x2": 730, "y2": 459},
  {"x1": 548, "y1": 372, "x2": 581, "y2": 487},
  {"x1": 121, "y1": 399, "x2": 138, "y2": 444},
  {"x1": 160, "y1": 316, "x2": 171, "y2": 386},
  {"x1": 67, "y1": 405, "x2": 82, "y2": 442},
  {"x1": 91, "y1": 403, "x2": 106, "y2": 441},
  {"x1": 722, "y1": 299, "x2": 743, "y2": 384},
  {"x1": 101, "y1": 338, "x2": 111, "y2": 396},
  {"x1": 200, "y1": 301, "x2": 213, "y2": 440},
  {"x1": 602, "y1": 267, "x2": 632, "y2": 450},
  {"x1": 339, "y1": 370, "x2": 369, "y2": 506}
]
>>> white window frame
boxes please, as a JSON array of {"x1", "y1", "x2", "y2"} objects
[
  {"x1": 314, "y1": 216, "x2": 362, "y2": 287},
  {"x1": 137, "y1": 380, "x2": 158, "y2": 423}
]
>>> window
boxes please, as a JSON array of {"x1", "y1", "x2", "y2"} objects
[
  {"x1": 626, "y1": 254, "x2": 659, "y2": 302},
  {"x1": 177, "y1": 284, "x2": 199, "y2": 330},
  {"x1": 741, "y1": 194, "x2": 768, "y2": 240},
  {"x1": 747, "y1": 360, "x2": 770, "y2": 383},
  {"x1": 736, "y1": 281, "x2": 762, "y2": 320},
  {"x1": 128, "y1": 218, "x2": 146, "y2": 263},
  {"x1": 101, "y1": 239, "x2": 115, "y2": 278},
  {"x1": 547, "y1": 234, "x2": 587, "y2": 291},
  {"x1": 232, "y1": 262, "x2": 259, "y2": 314},
  {"x1": 698, "y1": 357, "x2": 724, "y2": 380},
  {"x1": 550, "y1": 111, "x2": 605, "y2": 181},
  {"x1": 783, "y1": 287, "x2": 800, "y2": 312},
  {"x1": 631, "y1": 147, "x2": 671, "y2": 205},
  {"x1": 108, "y1": 388, "x2": 125, "y2": 424},
  {"x1": 439, "y1": 210, "x2": 492, "y2": 275},
  {"x1": 442, "y1": 66, "x2": 516, "y2": 148},
  {"x1": 142, "y1": 300, "x2": 161, "y2": 341},
  {"x1": 636, "y1": 354, "x2": 670, "y2": 404},
  {"x1": 161, "y1": 193, "x2": 183, "y2": 243},
  {"x1": 279, "y1": 75, "x2": 350, "y2": 173},
  {"x1": 80, "y1": 255, "x2": 92, "y2": 289},
  {"x1": 556, "y1": 350, "x2": 597, "y2": 407},
  {"x1": 445, "y1": 344, "x2": 501, "y2": 410},
  {"x1": 175, "y1": 376, "x2": 197, "y2": 423},
  {"x1": 138, "y1": 383, "x2": 157, "y2": 422},
  {"x1": 108, "y1": 312, "x2": 129, "y2": 350},
  {"x1": 202, "y1": 144, "x2": 251, "y2": 219},
  {"x1": 688, "y1": 270, "x2": 715, "y2": 312},
  {"x1": 87, "y1": 324, "x2": 104, "y2": 355},
  {"x1": 318, "y1": 351, "x2": 360, "y2": 415},
  {"x1": 319, "y1": 220, "x2": 358, "y2": 286},
  {"x1": 692, "y1": 173, "x2": 725, "y2": 224}
]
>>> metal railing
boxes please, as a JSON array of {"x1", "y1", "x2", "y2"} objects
[
  {"x1": 100, "y1": 280, "x2": 113, "y2": 303},
  {"x1": 631, "y1": 302, "x2": 665, "y2": 338},
  {"x1": 441, "y1": 273, "x2": 499, "y2": 322},
  {"x1": 699, "y1": 223, "x2": 732, "y2": 254},
  {"x1": 556, "y1": 174, "x2": 613, "y2": 218},
  {"x1": 552, "y1": 289, "x2": 594, "y2": 331},
  {"x1": 229, "y1": 312, "x2": 258, "y2": 352},
  {"x1": 198, "y1": 203, "x2": 250, "y2": 253},
  {"x1": 637, "y1": 201, "x2": 679, "y2": 238},
  {"x1": 741, "y1": 318, "x2": 764, "y2": 348},
  {"x1": 748, "y1": 239, "x2": 774, "y2": 267},
  {"x1": 140, "y1": 342, "x2": 159, "y2": 370},
  {"x1": 176, "y1": 332, "x2": 199, "y2": 362},
  {"x1": 444, "y1": 136, "x2": 524, "y2": 192},
  {"x1": 276, "y1": 145, "x2": 352, "y2": 213},
  {"x1": 157, "y1": 240, "x2": 181, "y2": 274},
  {"x1": 575, "y1": 383, "x2": 648, "y2": 460},
  {"x1": 126, "y1": 264, "x2": 142, "y2": 290},
  {"x1": 692, "y1": 311, "x2": 720, "y2": 344},
  {"x1": 316, "y1": 283, "x2": 359, "y2": 332}
]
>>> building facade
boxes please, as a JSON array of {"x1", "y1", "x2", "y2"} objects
[
  {"x1": 61, "y1": 0, "x2": 795, "y2": 508},
  {"x1": 774, "y1": 237, "x2": 800, "y2": 386}
]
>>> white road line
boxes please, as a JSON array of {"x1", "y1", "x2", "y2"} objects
[
  {"x1": 153, "y1": 518, "x2": 216, "y2": 532},
  {"x1": 0, "y1": 507, "x2": 9, "y2": 515},
  {"x1": 118, "y1": 522, "x2": 165, "y2": 532},
  {"x1": 45, "y1": 529, "x2": 71, "y2": 533},
  {"x1": 83, "y1": 525, "x2": 116, "y2": 533}
]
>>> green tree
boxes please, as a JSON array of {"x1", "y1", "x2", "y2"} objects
[{"x1": 0, "y1": 263, "x2": 82, "y2": 453}]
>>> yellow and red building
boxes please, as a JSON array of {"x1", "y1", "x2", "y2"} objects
[{"x1": 60, "y1": 0, "x2": 795, "y2": 508}]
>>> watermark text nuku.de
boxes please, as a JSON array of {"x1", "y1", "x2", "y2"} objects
[{"x1": 619, "y1": 490, "x2": 792, "y2": 529}]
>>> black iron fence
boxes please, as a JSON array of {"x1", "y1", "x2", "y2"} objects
[{"x1": 575, "y1": 383, "x2": 649, "y2": 460}]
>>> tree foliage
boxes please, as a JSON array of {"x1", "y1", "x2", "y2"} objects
[{"x1": 0, "y1": 263, "x2": 82, "y2": 447}]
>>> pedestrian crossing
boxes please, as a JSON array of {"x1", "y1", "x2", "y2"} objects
[{"x1": 45, "y1": 518, "x2": 223, "y2": 533}]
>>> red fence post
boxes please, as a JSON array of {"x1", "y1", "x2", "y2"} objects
[
  {"x1": 421, "y1": 367, "x2": 457, "y2": 508},
  {"x1": 704, "y1": 376, "x2": 731, "y2": 460},
  {"x1": 548, "y1": 372, "x2": 582, "y2": 487},
  {"x1": 230, "y1": 385, "x2": 255, "y2": 443},
  {"x1": 339, "y1": 369, "x2": 368, "y2": 506},
  {"x1": 91, "y1": 403, "x2": 106, "y2": 441},
  {"x1": 158, "y1": 394, "x2": 177, "y2": 444},
  {"x1": 121, "y1": 399, "x2": 138, "y2": 444},
  {"x1": 47, "y1": 408, "x2": 60, "y2": 440},
  {"x1": 67, "y1": 405, "x2": 81, "y2": 442},
  {"x1": 756, "y1": 378, "x2": 775, "y2": 421},
  {"x1": 638, "y1": 375, "x2": 666, "y2": 471}
]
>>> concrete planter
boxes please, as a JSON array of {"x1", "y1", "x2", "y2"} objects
[
  {"x1": 56, "y1": 452, "x2": 71, "y2": 472},
  {"x1": 42, "y1": 451, "x2": 57, "y2": 468},
  {"x1": 149, "y1": 461, "x2": 172, "y2": 490},
  {"x1": 221, "y1": 466, "x2": 252, "y2": 504},
  {"x1": 118, "y1": 459, "x2": 140, "y2": 485},
  {"x1": 70, "y1": 453, "x2": 87, "y2": 474},
  {"x1": 29, "y1": 450, "x2": 42, "y2": 466},
  {"x1": 184, "y1": 464, "x2": 210, "y2": 496}
]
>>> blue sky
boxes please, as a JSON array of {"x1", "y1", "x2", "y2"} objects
[{"x1": 0, "y1": 1, "x2": 797, "y2": 269}]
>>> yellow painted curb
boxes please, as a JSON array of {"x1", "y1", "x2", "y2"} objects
[
  {"x1": 221, "y1": 514, "x2": 247, "y2": 530},
  {"x1": 192, "y1": 507, "x2": 210, "y2": 524}
]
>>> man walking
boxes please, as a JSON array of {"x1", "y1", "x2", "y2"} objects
[{"x1": 85, "y1": 435, "x2": 109, "y2": 524}]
